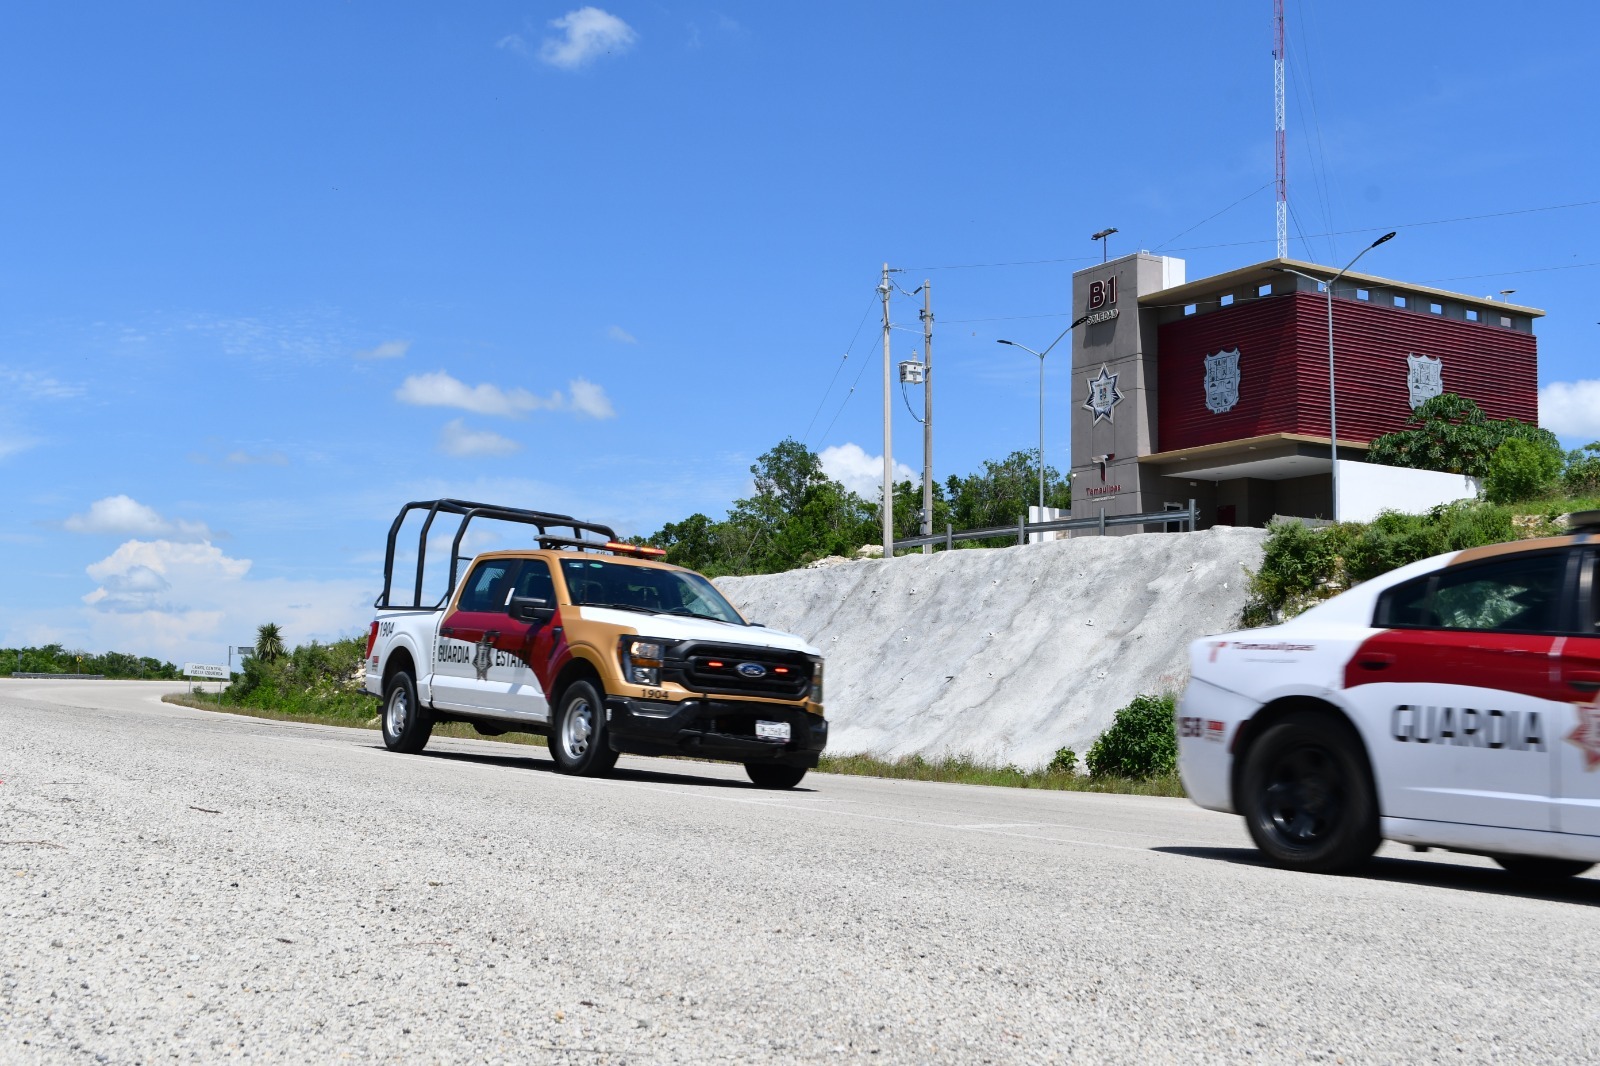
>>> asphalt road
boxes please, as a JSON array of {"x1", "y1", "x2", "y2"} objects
[{"x1": 4, "y1": 680, "x2": 1599, "y2": 1064}]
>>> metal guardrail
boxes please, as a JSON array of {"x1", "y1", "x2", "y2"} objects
[
  {"x1": 10, "y1": 673, "x2": 107, "y2": 680},
  {"x1": 892, "y1": 499, "x2": 1198, "y2": 552}
]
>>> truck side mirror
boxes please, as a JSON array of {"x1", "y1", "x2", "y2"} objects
[{"x1": 507, "y1": 595, "x2": 555, "y2": 625}]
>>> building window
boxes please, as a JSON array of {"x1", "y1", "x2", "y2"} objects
[
  {"x1": 1466, "y1": 308, "x2": 1479, "y2": 322},
  {"x1": 1257, "y1": 283, "x2": 1273, "y2": 297},
  {"x1": 1356, "y1": 288, "x2": 1370, "y2": 301},
  {"x1": 1220, "y1": 294, "x2": 1234, "y2": 307},
  {"x1": 1500, "y1": 315, "x2": 1512, "y2": 328},
  {"x1": 1429, "y1": 302, "x2": 1443, "y2": 314},
  {"x1": 1394, "y1": 295, "x2": 1408, "y2": 309},
  {"x1": 1184, "y1": 303, "x2": 1197, "y2": 316}
]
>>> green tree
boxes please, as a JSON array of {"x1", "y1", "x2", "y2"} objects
[
  {"x1": 943, "y1": 449, "x2": 1070, "y2": 546},
  {"x1": 1366, "y1": 393, "x2": 1561, "y2": 479},
  {"x1": 1563, "y1": 442, "x2": 1600, "y2": 497},
  {"x1": 255, "y1": 622, "x2": 286, "y2": 663},
  {"x1": 1484, "y1": 436, "x2": 1564, "y2": 504}
]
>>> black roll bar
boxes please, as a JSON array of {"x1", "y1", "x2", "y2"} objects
[{"x1": 376, "y1": 499, "x2": 617, "y2": 609}]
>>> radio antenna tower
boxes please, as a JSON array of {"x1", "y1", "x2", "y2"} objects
[{"x1": 1273, "y1": 0, "x2": 1288, "y2": 258}]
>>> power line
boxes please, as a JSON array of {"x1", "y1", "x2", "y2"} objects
[
  {"x1": 1423, "y1": 261, "x2": 1600, "y2": 284},
  {"x1": 801, "y1": 289, "x2": 877, "y2": 445},
  {"x1": 1152, "y1": 180, "x2": 1274, "y2": 252}
]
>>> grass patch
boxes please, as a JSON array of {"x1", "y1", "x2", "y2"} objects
[{"x1": 816, "y1": 752, "x2": 1186, "y2": 797}]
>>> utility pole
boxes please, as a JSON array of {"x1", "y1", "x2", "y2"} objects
[
  {"x1": 1273, "y1": 0, "x2": 1288, "y2": 258},
  {"x1": 920, "y1": 280, "x2": 933, "y2": 555},
  {"x1": 879, "y1": 263, "x2": 894, "y2": 558}
]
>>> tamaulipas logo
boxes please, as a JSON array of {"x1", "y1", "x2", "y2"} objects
[
  {"x1": 1203, "y1": 348, "x2": 1241, "y2": 414},
  {"x1": 1406, "y1": 353, "x2": 1443, "y2": 409},
  {"x1": 1082, "y1": 365, "x2": 1123, "y2": 424}
]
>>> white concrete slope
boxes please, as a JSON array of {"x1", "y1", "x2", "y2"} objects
[{"x1": 719, "y1": 526, "x2": 1267, "y2": 769}]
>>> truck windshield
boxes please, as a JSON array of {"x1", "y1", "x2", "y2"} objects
[{"x1": 559, "y1": 559, "x2": 747, "y2": 625}]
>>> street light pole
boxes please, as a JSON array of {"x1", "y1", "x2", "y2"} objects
[
  {"x1": 1276, "y1": 231, "x2": 1395, "y2": 522},
  {"x1": 998, "y1": 313, "x2": 1091, "y2": 511}
]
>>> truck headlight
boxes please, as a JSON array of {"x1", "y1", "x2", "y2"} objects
[
  {"x1": 619, "y1": 637, "x2": 667, "y2": 686},
  {"x1": 809, "y1": 659, "x2": 824, "y2": 704}
]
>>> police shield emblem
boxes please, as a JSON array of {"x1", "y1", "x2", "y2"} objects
[
  {"x1": 1081, "y1": 365, "x2": 1123, "y2": 424},
  {"x1": 1406, "y1": 353, "x2": 1443, "y2": 409},
  {"x1": 1203, "y1": 348, "x2": 1241, "y2": 414}
]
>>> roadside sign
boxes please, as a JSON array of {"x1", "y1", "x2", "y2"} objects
[
  {"x1": 183, "y1": 663, "x2": 229, "y2": 680},
  {"x1": 236, "y1": 646, "x2": 255, "y2": 659}
]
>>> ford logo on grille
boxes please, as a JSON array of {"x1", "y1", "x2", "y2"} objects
[{"x1": 736, "y1": 662, "x2": 767, "y2": 679}]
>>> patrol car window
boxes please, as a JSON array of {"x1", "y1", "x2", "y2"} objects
[
  {"x1": 1426, "y1": 553, "x2": 1565, "y2": 633},
  {"x1": 560, "y1": 558, "x2": 745, "y2": 624},
  {"x1": 510, "y1": 559, "x2": 554, "y2": 604},
  {"x1": 458, "y1": 560, "x2": 519, "y2": 613},
  {"x1": 1374, "y1": 575, "x2": 1433, "y2": 628}
]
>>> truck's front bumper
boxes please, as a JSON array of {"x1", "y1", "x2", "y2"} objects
[{"x1": 604, "y1": 696, "x2": 827, "y2": 768}]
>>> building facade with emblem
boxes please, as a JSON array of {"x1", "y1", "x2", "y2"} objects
[{"x1": 1067, "y1": 252, "x2": 1542, "y2": 529}]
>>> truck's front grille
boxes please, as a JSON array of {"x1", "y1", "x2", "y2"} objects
[{"x1": 663, "y1": 642, "x2": 813, "y2": 698}]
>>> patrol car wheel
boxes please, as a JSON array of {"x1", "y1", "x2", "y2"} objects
[
  {"x1": 1240, "y1": 714, "x2": 1378, "y2": 874},
  {"x1": 1492, "y1": 854, "x2": 1594, "y2": 880},
  {"x1": 551, "y1": 679, "x2": 618, "y2": 777},
  {"x1": 745, "y1": 763, "x2": 807, "y2": 789},
  {"x1": 381, "y1": 670, "x2": 435, "y2": 754}
]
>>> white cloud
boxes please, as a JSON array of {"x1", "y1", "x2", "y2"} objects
[
  {"x1": 819, "y1": 443, "x2": 915, "y2": 499},
  {"x1": 439, "y1": 419, "x2": 523, "y2": 457},
  {"x1": 0, "y1": 430, "x2": 40, "y2": 460},
  {"x1": 69, "y1": 537, "x2": 374, "y2": 661},
  {"x1": 567, "y1": 378, "x2": 616, "y2": 419},
  {"x1": 395, "y1": 370, "x2": 561, "y2": 418},
  {"x1": 83, "y1": 539, "x2": 252, "y2": 613},
  {"x1": 1, "y1": 367, "x2": 84, "y2": 400},
  {"x1": 355, "y1": 339, "x2": 410, "y2": 360},
  {"x1": 65, "y1": 495, "x2": 212, "y2": 540},
  {"x1": 606, "y1": 325, "x2": 637, "y2": 344},
  {"x1": 395, "y1": 370, "x2": 615, "y2": 420},
  {"x1": 539, "y1": 7, "x2": 637, "y2": 69},
  {"x1": 1540, "y1": 380, "x2": 1600, "y2": 440},
  {"x1": 496, "y1": 32, "x2": 528, "y2": 55}
]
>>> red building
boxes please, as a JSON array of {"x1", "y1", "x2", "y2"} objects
[{"x1": 1067, "y1": 254, "x2": 1542, "y2": 528}]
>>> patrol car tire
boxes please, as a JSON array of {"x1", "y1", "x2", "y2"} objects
[
  {"x1": 745, "y1": 763, "x2": 808, "y2": 789},
  {"x1": 551, "y1": 679, "x2": 619, "y2": 777},
  {"x1": 1240, "y1": 713, "x2": 1378, "y2": 874},
  {"x1": 1492, "y1": 854, "x2": 1594, "y2": 880},
  {"x1": 381, "y1": 670, "x2": 435, "y2": 754}
]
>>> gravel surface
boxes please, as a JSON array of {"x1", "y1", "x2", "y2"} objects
[{"x1": 4, "y1": 679, "x2": 1600, "y2": 1064}]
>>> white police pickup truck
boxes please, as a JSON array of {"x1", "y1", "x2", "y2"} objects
[{"x1": 364, "y1": 500, "x2": 828, "y2": 788}]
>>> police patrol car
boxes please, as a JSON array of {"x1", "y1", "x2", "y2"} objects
[{"x1": 1178, "y1": 512, "x2": 1600, "y2": 878}]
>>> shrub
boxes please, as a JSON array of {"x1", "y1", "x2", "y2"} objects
[
  {"x1": 1047, "y1": 747, "x2": 1078, "y2": 775},
  {"x1": 1563, "y1": 443, "x2": 1600, "y2": 497},
  {"x1": 1484, "y1": 437, "x2": 1564, "y2": 504},
  {"x1": 1086, "y1": 694, "x2": 1177, "y2": 779}
]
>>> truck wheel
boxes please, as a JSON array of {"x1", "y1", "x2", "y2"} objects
[
  {"x1": 745, "y1": 763, "x2": 808, "y2": 789},
  {"x1": 1493, "y1": 855, "x2": 1594, "y2": 880},
  {"x1": 551, "y1": 680, "x2": 618, "y2": 777},
  {"x1": 1239, "y1": 713, "x2": 1378, "y2": 874},
  {"x1": 381, "y1": 670, "x2": 434, "y2": 754}
]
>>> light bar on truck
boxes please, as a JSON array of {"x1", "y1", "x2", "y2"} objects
[{"x1": 605, "y1": 541, "x2": 668, "y2": 558}]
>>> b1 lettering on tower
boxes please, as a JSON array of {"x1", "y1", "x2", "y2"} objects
[{"x1": 1088, "y1": 276, "x2": 1118, "y2": 310}]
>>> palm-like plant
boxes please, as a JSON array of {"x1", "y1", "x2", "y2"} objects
[{"x1": 255, "y1": 623, "x2": 286, "y2": 663}]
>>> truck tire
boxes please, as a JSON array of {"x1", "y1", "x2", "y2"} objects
[
  {"x1": 381, "y1": 670, "x2": 434, "y2": 754},
  {"x1": 745, "y1": 763, "x2": 808, "y2": 789},
  {"x1": 1239, "y1": 712, "x2": 1378, "y2": 874},
  {"x1": 551, "y1": 679, "x2": 618, "y2": 777}
]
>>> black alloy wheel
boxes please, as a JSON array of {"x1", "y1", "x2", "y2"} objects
[{"x1": 1240, "y1": 713, "x2": 1378, "y2": 874}]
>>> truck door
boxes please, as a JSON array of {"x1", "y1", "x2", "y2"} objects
[
  {"x1": 1346, "y1": 549, "x2": 1570, "y2": 832},
  {"x1": 1556, "y1": 546, "x2": 1600, "y2": 836},
  {"x1": 433, "y1": 557, "x2": 550, "y2": 720}
]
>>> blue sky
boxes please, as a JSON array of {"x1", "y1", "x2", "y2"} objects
[{"x1": 3, "y1": 1, "x2": 1597, "y2": 663}]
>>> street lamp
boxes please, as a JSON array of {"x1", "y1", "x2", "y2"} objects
[
  {"x1": 1091, "y1": 227, "x2": 1119, "y2": 263},
  {"x1": 1277, "y1": 231, "x2": 1396, "y2": 522},
  {"x1": 998, "y1": 313, "x2": 1092, "y2": 510}
]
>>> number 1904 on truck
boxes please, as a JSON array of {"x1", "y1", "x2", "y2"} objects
[{"x1": 364, "y1": 500, "x2": 828, "y2": 788}]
